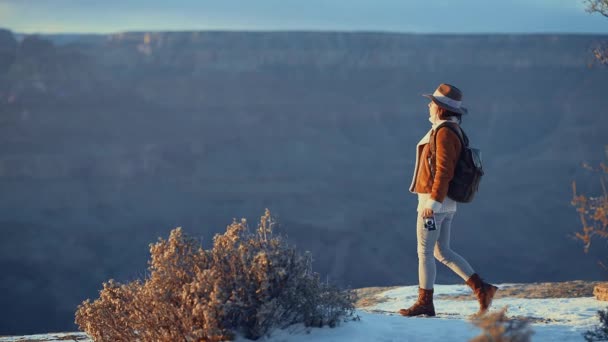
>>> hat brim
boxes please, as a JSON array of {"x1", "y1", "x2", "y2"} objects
[{"x1": 423, "y1": 94, "x2": 468, "y2": 115}]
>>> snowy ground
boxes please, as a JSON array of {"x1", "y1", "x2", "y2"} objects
[{"x1": 2, "y1": 283, "x2": 606, "y2": 342}]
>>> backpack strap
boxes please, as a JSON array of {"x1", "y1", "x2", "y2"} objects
[{"x1": 429, "y1": 122, "x2": 468, "y2": 178}]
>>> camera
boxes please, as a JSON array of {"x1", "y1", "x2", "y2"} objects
[{"x1": 424, "y1": 216, "x2": 436, "y2": 231}]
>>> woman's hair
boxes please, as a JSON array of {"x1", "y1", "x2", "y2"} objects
[{"x1": 437, "y1": 107, "x2": 462, "y2": 123}]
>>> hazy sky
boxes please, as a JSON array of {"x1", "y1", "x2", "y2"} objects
[{"x1": 1, "y1": 0, "x2": 607, "y2": 34}]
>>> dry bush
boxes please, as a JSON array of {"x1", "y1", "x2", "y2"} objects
[
  {"x1": 469, "y1": 307, "x2": 533, "y2": 342},
  {"x1": 571, "y1": 146, "x2": 608, "y2": 253},
  {"x1": 75, "y1": 209, "x2": 359, "y2": 341},
  {"x1": 584, "y1": 307, "x2": 608, "y2": 341}
]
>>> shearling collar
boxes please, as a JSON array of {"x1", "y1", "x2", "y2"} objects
[
  {"x1": 417, "y1": 117, "x2": 460, "y2": 146},
  {"x1": 431, "y1": 116, "x2": 460, "y2": 130}
]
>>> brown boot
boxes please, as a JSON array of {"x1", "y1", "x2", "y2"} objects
[
  {"x1": 466, "y1": 273, "x2": 498, "y2": 314},
  {"x1": 398, "y1": 288, "x2": 435, "y2": 317}
]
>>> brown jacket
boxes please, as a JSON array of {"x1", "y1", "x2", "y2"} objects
[{"x1": 409, "y1": 123, "x2": 462, "y2": 204}]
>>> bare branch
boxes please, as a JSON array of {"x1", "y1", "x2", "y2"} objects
[
  {"x1": 593, "y1": 46, "x2": 608, "y2": 65},
  {"x1": 585, "y1": 0, "x2": 608, "y2": 17}
]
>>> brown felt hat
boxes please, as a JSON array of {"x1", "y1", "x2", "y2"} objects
[{"x1": 422, "y1": 83, "x2": 468, "y2": 115}]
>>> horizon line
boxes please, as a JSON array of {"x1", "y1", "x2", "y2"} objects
[{"x1": 7, "y1": 28, "x2": 608, "y2": 37}]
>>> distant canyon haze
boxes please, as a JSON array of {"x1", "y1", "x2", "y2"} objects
[{"x1": 0, "y1": 29, "x2": 607, "y2": 334}]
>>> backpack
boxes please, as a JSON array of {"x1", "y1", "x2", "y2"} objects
[{"x1": 429, "y1": 122, "x2": 484, "y2": 203}]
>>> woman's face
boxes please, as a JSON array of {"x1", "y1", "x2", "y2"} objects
[{"x1": 428, "y1": 101, "x2": 440, "y2": 121}]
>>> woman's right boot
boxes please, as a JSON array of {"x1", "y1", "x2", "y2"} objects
[
  {"x1": 466, "y1": 273, "x2": 498, "y2": 315},
  {"x1": 398, "y1": 288, "x2": 435, "y2": 317}
]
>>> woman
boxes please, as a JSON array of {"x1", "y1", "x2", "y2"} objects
[{"x1": 399, "y1": 83, "x2": 498, "y2": 317}]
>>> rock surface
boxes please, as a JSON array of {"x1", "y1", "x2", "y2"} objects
[
  {"x1": 593, "y1": 283, "x2": 608, "y2": 301},
  {"x1": 354, "y1": 280, "x2": 605, "y2": 308}
]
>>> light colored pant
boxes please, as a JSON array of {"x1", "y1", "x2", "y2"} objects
[{"x1": 417, "y1": 211, "x2": 475, "y2": 289}]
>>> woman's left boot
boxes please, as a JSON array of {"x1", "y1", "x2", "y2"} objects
[
  {"x1": 466, "y1": 273, "x2": 498, "y2": 315},
  {"x1": 399, "y1": 288, "x2": 435, "y2": 317}
]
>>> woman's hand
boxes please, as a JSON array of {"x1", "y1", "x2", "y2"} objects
[{"x1": 421, "y1": 208, "x2": 434, "y2": 218}]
